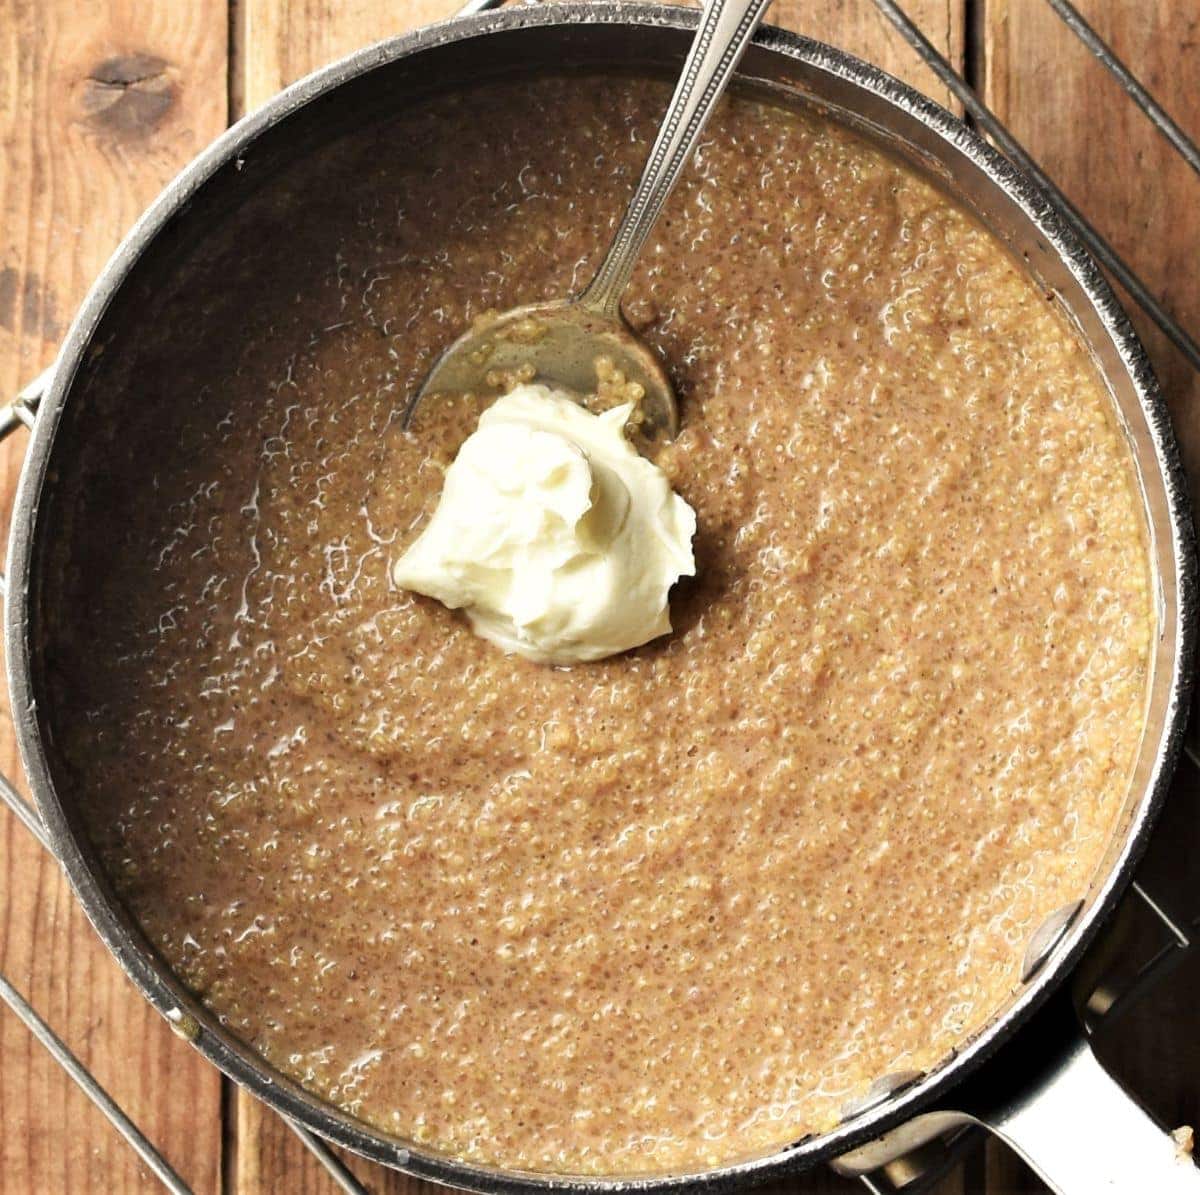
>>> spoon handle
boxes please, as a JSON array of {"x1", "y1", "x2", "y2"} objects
[{"x1": 577, "y1": 0, "x2": 773, "y2": 318}]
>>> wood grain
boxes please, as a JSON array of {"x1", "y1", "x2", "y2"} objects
[
  {"x1": 980, "y1": 5, "x2": 1200, "y2": 1191},
  {"x1": 237, "y1": 0, "x2": 465, "y2": 112},
  {"x1": 772, "y1": 0, "x2": 965, "y2": 111},
  {"x1": 0, "y1": 6, "x2": 229, "y2": 1194},
  {"x1": 236, "y1": 0, "x2": 964, "y2": 115},
  {"x1": 13, "y1": 0, "x2": 1198, "y2": 1192},
  {"x1": 982, "y1": 0, "x2": 1200, "y2": 484}
]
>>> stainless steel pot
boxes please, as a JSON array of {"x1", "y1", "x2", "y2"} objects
[{"x1": 2, "y1": 5, "x2": 1196, "y2": 1193}]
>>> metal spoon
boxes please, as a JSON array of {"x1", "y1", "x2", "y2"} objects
[{"x1": 405, "y1": 0, "x2": 773, "y2": 442}]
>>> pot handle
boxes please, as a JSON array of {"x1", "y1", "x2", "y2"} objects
[
  {"x1": 834, "y1": 993, "x2": 1198, "y2": 1193},
  {"x1": 962, "y1": 1013, "x2": 1197, "y2": 1193}
]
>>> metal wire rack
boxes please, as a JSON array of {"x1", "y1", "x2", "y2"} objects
[{"x1": 1, "y1": 1, "x2": 1198, "y2": 1192}]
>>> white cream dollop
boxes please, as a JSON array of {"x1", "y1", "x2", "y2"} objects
[{"x1": 393, "y1": 384, "x2": 696, "y2": 664}]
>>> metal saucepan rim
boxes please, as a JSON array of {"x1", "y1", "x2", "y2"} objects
[{"x1": 5, "y1": 4, "x2": 1195, "y2": 1190}]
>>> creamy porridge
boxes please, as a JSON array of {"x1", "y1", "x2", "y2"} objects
[{"x1": 46, "y1": 75, "x2": 1152, "y2": 1173}]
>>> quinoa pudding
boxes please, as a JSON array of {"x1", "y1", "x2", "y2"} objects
[{"x1": 46, "y1": 74, "x2": 1152, "y2": 1174}]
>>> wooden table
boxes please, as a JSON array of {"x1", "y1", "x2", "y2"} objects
[{"x1": 1, "y1": 2, "x2": 1197, "y2": 1191}]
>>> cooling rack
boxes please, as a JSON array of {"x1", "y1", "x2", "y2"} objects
[{"x1": 1, "y1": 1, "x2": 1197, "y2": 1192}]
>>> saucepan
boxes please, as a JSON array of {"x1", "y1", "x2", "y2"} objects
[{"x1": 2, "y1": 5, "x2": 1195, "y2": 1193}]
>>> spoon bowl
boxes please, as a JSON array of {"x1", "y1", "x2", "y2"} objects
[
  {"x1": 406, "y1": 299, "x2": 680, "y2": 441},
  {"x1": 403, "y1": 0, "x2": 772, "y2": 441}
]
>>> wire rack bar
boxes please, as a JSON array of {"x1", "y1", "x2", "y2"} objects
[
  {"x1": 0, "y1": 970, "x2": 193, "y2": 1195},
  {"x1": 1044, "y1": 0, "x2": 1200, "y2": 180},
  {"x1": 0, "y1": 771, "x2": 51, "y2": 853},
  {"x1": 873, "y1": 0, "x2": 1200, "y2": 375},
  {"x1": 286, "y1": 1118, "x2": 374, "y2": 1195}
]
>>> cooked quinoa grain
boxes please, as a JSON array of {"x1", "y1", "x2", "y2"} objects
[{"x1": 48, "y1": 75, "x2": 1151, "y2": 1174}]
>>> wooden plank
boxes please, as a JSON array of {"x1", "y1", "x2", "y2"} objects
[
  {"x1": 238, "y1": 0, "x2": 466, "y2": 112},
  {"x1": 0, "y1": 5, "x2": 230, "y2": 1193},
  {"x1": 773, "y1": 0, "x2": 965, "y2": 111},
  {"x1": 231, "y1": 2, "x2": 967, "y2": 1190},
  {"x1": 981, "y1": 2, "x2": 1200, "y2": 1192},
  {"x1": 236, "y1": 0, "x2": 965, "y2": 114},
  {"x1": 233, "y1": 3, "x2": 467, "y2": 1188},
  {"x1": 983, "y1": 0, "x2": 1200, "y2": 481}
]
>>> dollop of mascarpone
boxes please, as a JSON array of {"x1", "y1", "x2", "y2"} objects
[{"x1": 393, "y1": 384, "x2": 696, "y2": 664}]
